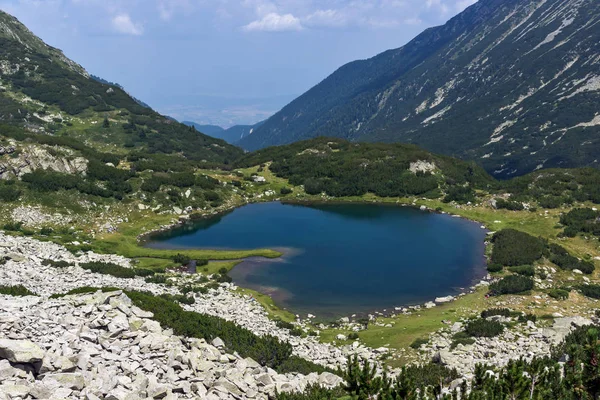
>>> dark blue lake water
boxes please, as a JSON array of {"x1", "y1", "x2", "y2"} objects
[{"x1": 147, "y1": 202, "x2": 487, "y2": 319}]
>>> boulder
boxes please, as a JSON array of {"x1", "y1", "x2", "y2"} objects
[
  {"x1": 0, "y1": 339, "x2": 44, "y2": 364},
  {"x1": 435, "y1": 296, "x2": 455, "y2": 304},
  {"x1": 42, "y1": 373, "x2": 85, "y2": 390},
  {"x1": 318, "y1": 372, "x2": 343, "y2": 388}
]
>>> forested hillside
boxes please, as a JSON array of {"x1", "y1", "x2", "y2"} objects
[{"x1": 236, "y1": 138, "x2": 600, "y2": 208}]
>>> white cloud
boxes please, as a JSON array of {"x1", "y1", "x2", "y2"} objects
[
  {"x1": 243, "y1": 12, "x2": 303, "y2": 32},
  {"x1": 425, "y1": 0, "x2": 449, "y2": 15},
  {"x1": 304, "y1": 9, "x2": 348, "y2": 28},
  {"x1": 111, "y1": 13, "x2": 143, "y2": 35},
  {"x1": 156, "y1": 0, "x2": 192, "y2": 21}
]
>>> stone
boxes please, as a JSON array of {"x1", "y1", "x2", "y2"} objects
[
  {"x1": 0, "y1": 359, "x2": 25, "y2": 379},
  {"x1": 212, "y1": 337, "x2": 225, "y2": 348},
  {"x1": 433, "y1": 350, "x2": 454, "y2": 365},
  {"x1": 213, "y1": 379, "x2": 243, "y2": 397},
  {"x1": 435, "y1": 296, "x2": 455, "y2": 304},
  {"x1": 29, "y1": 381, "x2": 61, "y2": 399},
  {"x1": 255, "y1": 373, "x2": 273, "y2": 387},
  {"x1": 0, "y1": 384, "x2": 31, "y2": 398},
  {"x1": 42, "y1": 373, "x2": 85, "y2": 390},
  {"x1": 0, "y1": 339, "x2": 44, "y2": 364},
  {"x1": 318, "y1": 372, "x2": 343, "y2": 387},
  {"x1": 49, "y1": 387, "x2": 73, "y2": 399}
]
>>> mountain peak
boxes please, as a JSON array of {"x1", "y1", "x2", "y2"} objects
[
  {"x1": 240, "y1": 0, "x2": 600, "y2": 178},
  {"x1": 0, "y1": 10, "x2": 88, "y2": 76}
]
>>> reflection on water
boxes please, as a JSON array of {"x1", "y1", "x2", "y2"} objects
[{"x1": 146, "y1": 202, "x2": 487, "y2": 319}]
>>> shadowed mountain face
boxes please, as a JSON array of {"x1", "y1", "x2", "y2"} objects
[{"x1": 240, "y1": 0, "x2": 600, "y2": 178}]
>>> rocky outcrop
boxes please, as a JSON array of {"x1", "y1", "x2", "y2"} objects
[
  {"x1": 409, "y1": 161, "x2": 436, "y2": 174},
  {"x1": 425, "y1": 316, "x2": 593, "y2": 378},
  {"x1": 0, "y1": 143, "x2": 87, "y2": 180},
  {"x1": 10, "y1": 206, "x2": 73, "y2": 227},
  {"x1": 0, "y1": 291, "x2": 342, "y2": 399}
]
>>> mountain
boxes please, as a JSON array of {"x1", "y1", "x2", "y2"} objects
[
  {"x1": 182, "y1": 122, "x2": 226, "y2": 137},
  {"x1": 0, "y1": 10, "x2": 242, "y2": 165},
  {"x1": 183, "y1": 120, "x2": 264, "y2": 144},
  {"x1": 224, "y1": 122, "x2": 264, "y2": 143},
  {"x1": 239, "y1": 0, "x2": 600, "y2": 178},
  {"x1": 90, "y1": 75, "x2": 152, "y2": 110}
]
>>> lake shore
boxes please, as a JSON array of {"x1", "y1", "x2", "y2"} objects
[{"x1": 144, "y1": 200, "x2": 490, "y2": 321}]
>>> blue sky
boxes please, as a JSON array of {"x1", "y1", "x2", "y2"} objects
[{"x1": 0, "y1": 0, "x2": 476, "y2": 127}]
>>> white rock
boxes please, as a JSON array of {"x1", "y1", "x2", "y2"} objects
[{"x1": 0, "y1": 339, "x2": 45, "y2": 364}]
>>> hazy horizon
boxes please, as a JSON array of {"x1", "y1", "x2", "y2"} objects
[{"x1": 1, "y1": 0, "x2": 476, "y2": 128}]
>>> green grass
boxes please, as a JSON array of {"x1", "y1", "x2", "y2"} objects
[
  {"x1": 319, "y1": 288, "x2": 489, "y2": 367},
  {"x1": 94, "y1": 234, "x2": 281, "y2": 261},
  {"x1": 132, "y1": 257, "x2": 177, "y2": 272},
  {"x1": 91, "y1": 209, "x2": 282, "y2": 262},
  {"x1": 201, "y1": 260, "x2": 242, "y2": 275},
  {"x1": 235, "y1": 286, "x2": 297, "y2": 323}
]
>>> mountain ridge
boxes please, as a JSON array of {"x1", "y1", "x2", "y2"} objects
[{"x1": 240, "y1": 0, "x2": 600, "y2": 178}]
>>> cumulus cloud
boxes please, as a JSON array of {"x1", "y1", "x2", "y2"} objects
[
  {"x1": 243, "y1": 12, "x2": 303, "y2": 32},
  {"x1": 111, "y1": 13, "x2": 143, "y2": 36}
]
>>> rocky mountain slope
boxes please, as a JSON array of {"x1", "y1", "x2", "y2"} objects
[
  {"x1": 0, "y1": 10, "x2": 242, "y2": 165},
  {"x1": 240, "y1": 0, "x2": 600, "y2": 178}
]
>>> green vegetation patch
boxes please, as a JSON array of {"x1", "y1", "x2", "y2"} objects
[
  {"x1": 464, "y1": 319, "x2": 505, "y2": 338},
  {"x1": 79, "y1": 261, "x2": 154, "y2": 279},
  {"x1": 50, "y1": 286, "x2": 121, "y2": 298},
  {"x1": 560, "y1": 208, "x2": 600, "y2": 238},
  {"x1": 548, "y1": 288, "x2": 570, "y2": 300},
  {"x1": 548, "y1": 243, "x2": 595, "y2": 274},
  {"x1": 578, "y1": 285, "x2": 600, "y2": 300},
  {"x1": 0, "y1": 285, "x2": 36, "y2": 296},
  {"x1": 42, "y1": 259, "x2": 72, "y2": 268},
  {"x1": 450, "y1": 332, "x2": 476, "y2": 349},
  {"x1": 507, "y1": 265, "x2": 535, "y2": 277},
  {"x1": 0, "y1": 181, "x2": 21, "y2": 202},
  {"x1": 490, "y1": 229, "x2": 545, "y2": 266},
  {"x1": 481, "y1": 308, "x2": 511, "y2": 318},
  {"x1": 489, "y1": 275, "x2": 534, "y2": 295},
  {"x1": 409, "y1": 337, "x2": 429, "y2": 349}
]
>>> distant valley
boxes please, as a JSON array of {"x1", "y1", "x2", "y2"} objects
[{"x1": 182, "y1": 121, "x2": 264, "y2": 145}]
